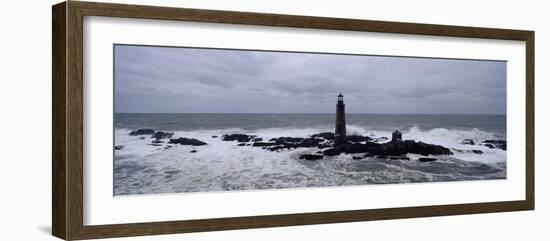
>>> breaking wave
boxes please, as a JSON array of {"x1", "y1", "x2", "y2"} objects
[{"x1": 114, "y1": 125, "x2": 506, "y2": 195}]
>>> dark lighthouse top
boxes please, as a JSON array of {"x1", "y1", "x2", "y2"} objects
[{"x1": 335, "y1": 93, "x2": 346, "y2": 145}]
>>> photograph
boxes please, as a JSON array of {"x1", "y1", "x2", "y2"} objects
[{"x1": 113, "y1": 44, "x2": 507, "y2": 196}]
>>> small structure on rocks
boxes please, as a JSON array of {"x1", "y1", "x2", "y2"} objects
[{"x1": 392, "y1": 130, "x2": 402, "y2": 142}]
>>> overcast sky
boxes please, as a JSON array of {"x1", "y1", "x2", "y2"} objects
[{"x1": 114, "y1": 45, "x2": 506, "y2": 114}]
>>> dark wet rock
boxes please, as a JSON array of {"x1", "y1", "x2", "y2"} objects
[
  {"x1": 311, "y1": 132, "x2": 335, "y2": 140},
  {"x1": 252, "y1": 142, "x2": 277, "y2": 147},
  {"x1": 484, "y1": 143, "x2": 495, "y2": 148},
  {"x1": 212, "y1": 135, "x2": 218, "y2": 138},
  {"x1": 129, "y1": 128, "x2": 155, "y2": 136},
  {"x1": 299, "y1": 154, "x2": 324, "y2": 160},
  {"x1": 481, "y1": 140, "x2": 506, "y2": 150},
  {"x1": 168, "y1": 137, "x2": 207, "y2": 146},
  {"x1": 452, "y1": 148, "x2": 465, "y2": 153},
  {"x1": 264, "y1": 145, "x2": 288, "y2": 151},
  {"x1": 223, "y1": 131, "x2": 452, "y2": 162},
  {"x1": 152, "y1": 131, "x2": 174, "y2": 140},
  {"x1": 322, "y1": 142, "x2": 375, "y2": 156},
  {"x1": 152, "y1": 139, "x2": 163, "y2": 144},
  {"x1": 149, "y1": 143, "x2": 163, "y2": 146},
  {"x1": 372, "y1": 136, "x2": 389, "y2": 143},
  {"x1": 190, "y1": 150, "x2": 197, "y2": 153},
  {"x1": 241, "y1": 132, "x2": 371, "y2": 151},
  {"x1": 299, "y1": 138, "x2": 324, "y2": 147},
  {"x1": 352, "y1": 156, "x2": 365, "y2": 160},
  {"x1": 402, "y1": 140, "x2": 452, "y2": 156},
  {"x1": 472, "y1": 150, "x2": 484, "y2": 154},
  {"x1": 261, "y1": 136, "x2": 325, "y2": 151},
  {"x1": 222, "y1": 134, "x2": 257, "y2": 142},
  {"x1": 346, "y1": 135, "x2": 372, "y2": 143},
  {"x1": 270, "y1": 137, "x2": 304, "y2": 143},
  {"x1": 462, "y1": 139, "x2": 475, "y2": 145},
  {"x1": 322, "y1": 140, "x2": 452, "y2": 157},
  {"x1": 376, "y1": 155, "x2": 408, "y2": 160},
  {"x1": 317, "y1": 143, "x2": 333, "y2": 149},
  {"x1": 114, "y1": 145, "x2": 124, "y2": 150},
  {"x1": 139, "y1": 136, "x2": 146, "y2": 140},
  {"x1": 418, "y1": 157, "x2": 437, "y2": 162}
]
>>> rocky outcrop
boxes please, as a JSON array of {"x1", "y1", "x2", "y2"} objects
[
  {"x1": 461, "y1": 139, "x2": 475, "y2": 145},
  {"x1": 252, "y1": 142, "x2": 277, "y2": 147},
  {"x1": 481, "y1": 140, "x2": 507, "y2": 150},
  {"x1": 379, "y1": 155, "x2": 410, "y2": 160},
  {"x1": 129, "y1": 129, "x2": 174, "y2": 141},
  {"x1": 152, "y1": 131, "x2": 174, "y2": 140},
  {"x1": 168, "y1": 137, "x2": 207, "y2": 146},
  {"x1": 371, "y1": 136, "x2": 389, "y2": 143},
  {"x1": 299, "y1": 154, "x2": 324, "y2": 160},
  {"x1": 263, "y1": 136, "x2": 326, "y2": 151},
  {"x1": 129, "y1": 129, "x2": 155, "y2": 136},
  {"x1": 269, "y1": 137, "x2": 306, "y2": 143},
  {"x1": 461, "y1": 138, "x2": 506, "y2": 150},
  {"x1": 418, "y1": 157, "x2": 437, "y2": 162},
  {"x1": 322, "y1": 139, "x2": 452, "y2": 157},
  {"x1": 222, "y1": 134, "x2": 257, "y2": 142},
  {"x1": 230, "y1": 131, "x2": 452, "y2": 162},
  {"x1": 472, "y1": 150, "x2": 483, "y2": 154},
  {"x1": 132, "y1": 128, "x2": 458, "y2": 164},
  {"x1": 346, "y1": 135, "x2": 372, "y2": 143}
]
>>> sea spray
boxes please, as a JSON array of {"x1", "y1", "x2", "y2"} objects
[{"x1": 114, "y1": 124, "x2": 506, "y2": 195}]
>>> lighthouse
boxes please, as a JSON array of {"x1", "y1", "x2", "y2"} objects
[{"x1": 335, "y1": 93, "x2": 346, "y2": 145}]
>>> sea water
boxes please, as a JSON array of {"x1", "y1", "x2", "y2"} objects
[{"x1": 114, "y1": 113, "x2": 506, "y2": 195}]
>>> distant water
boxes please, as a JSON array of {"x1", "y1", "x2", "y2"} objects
[
  {"x1": 114, "y1": 113, "x2": 506, "y2": 195},
  {"x1": 115, "y1": 113, "x2": 506, "y2": 136}
]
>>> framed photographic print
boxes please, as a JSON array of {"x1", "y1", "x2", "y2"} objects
[{"x1": 52, "y1": 1, "x2": 534, "y2": 240}]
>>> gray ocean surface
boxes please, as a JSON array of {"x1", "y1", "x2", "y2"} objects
[
  {"x1": 115, "y1": 113, "x2": 506, "y2": 137},
  {"x1": 114, "y1": 113, "x2": 507, "y2": 195}
]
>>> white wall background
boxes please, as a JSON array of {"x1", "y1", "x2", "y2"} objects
[{"x1": 0, "y1": 0, "x2": 547, "y2": 240}]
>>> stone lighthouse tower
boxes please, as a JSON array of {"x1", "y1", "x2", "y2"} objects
[{"x1": 335, "y1": 93, "x2": 346, "y2": 145}]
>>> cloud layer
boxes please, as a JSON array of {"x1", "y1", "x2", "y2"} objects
[{"x1": 114, "y1": 45, "x2": 506, "y2": 114}]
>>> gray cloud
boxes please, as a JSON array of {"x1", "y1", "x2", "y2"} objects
[{"x1": 114, "y1": 45, "x2": 506, "y2": 114}]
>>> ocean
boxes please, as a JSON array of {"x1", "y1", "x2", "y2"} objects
[{"x1": 114, "y1": 113, "x2": 507, "y2": 195}]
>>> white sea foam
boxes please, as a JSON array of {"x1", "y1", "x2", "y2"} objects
[{"x1": 113, "y1": 126, "x2": 506, "y2": 195}]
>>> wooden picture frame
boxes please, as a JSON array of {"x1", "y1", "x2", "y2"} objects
[{"x1": 52, "y1": 1, "x2": 534, "y2": 240}]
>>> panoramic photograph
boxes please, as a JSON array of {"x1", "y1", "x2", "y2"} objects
[{"x1": 113, "y1": 44, "x2": 507, "y2": 196}]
